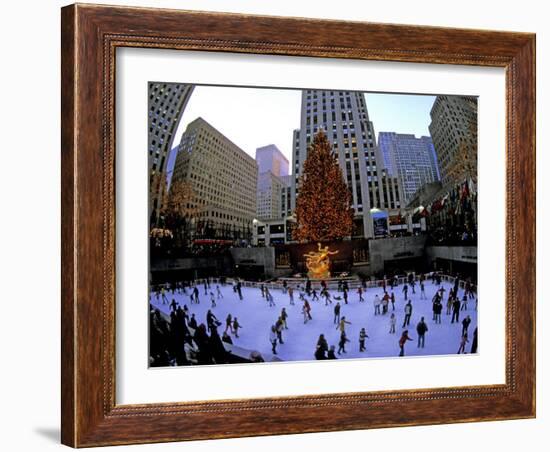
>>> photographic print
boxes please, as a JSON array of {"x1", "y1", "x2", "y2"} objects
[
  {"x1": 61, "y1": 5, "x2": 535, "y2": 444},
  {"x1": 148, "y1": 83, "x2": 478, "y2": 367}
]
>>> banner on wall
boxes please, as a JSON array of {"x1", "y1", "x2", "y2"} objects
[{"x1": 371, "y1": 208, "x2": 389, "y2": 237}]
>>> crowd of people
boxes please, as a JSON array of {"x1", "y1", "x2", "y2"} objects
[
  {"x1": 150, "y1": 271, "x2": 478, "y2": 367},
  {"x1": 149, "y1": 277, "x2": 248, "y2": 367}
]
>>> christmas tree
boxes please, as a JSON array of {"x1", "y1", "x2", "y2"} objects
[{"x1": 294, "y1": 130, "x2": 354, "y2": 242}]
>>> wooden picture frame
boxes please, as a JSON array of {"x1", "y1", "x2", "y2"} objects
[{"x1": 61, "y1": 3, "x2": 536, "y2": 447}]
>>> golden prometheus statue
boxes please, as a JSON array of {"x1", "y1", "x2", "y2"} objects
[{"x1": 303, "y1": 243, "x2": 339, "y2": 279}]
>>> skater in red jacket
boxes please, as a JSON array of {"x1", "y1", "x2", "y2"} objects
[{"x1": 399, "y1": 330, "x2": 413, "y2": 356}]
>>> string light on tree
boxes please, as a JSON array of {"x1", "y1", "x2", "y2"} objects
[{"x1": 293, "y1": 130, "x2": 354, "y2": 243}]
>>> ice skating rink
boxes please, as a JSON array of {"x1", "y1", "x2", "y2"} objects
[{"x1": 150, "y1": 279, "x2": 478, "y2": 363}]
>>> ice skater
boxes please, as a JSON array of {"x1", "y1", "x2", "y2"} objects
[
  {"x1": 469, "y1": 283, "x2": 476, "y2": 300},
  {"x1": 275, "y1": 317, "x2": 285, "y2": 343},
  {"x1": 410, "y1": 279, "x2": 416, "y2": 294},
  {"x1": 288, "y1": 286, "x2": 295, "y2": 306},
  {"x1": 236, "y1": 281, "x2": 243, "y2": 300},
  {"x1": 322, "y1": 288, "x2": 332, "y2": 306},
  {"x1": 446, "y1": 294, "x2": 453, "y2": 315},
  {"x1": 232, "y1": 317, "x2": 242, "y2": 338},
  {"x1": 373, "y1": 294, "x2": 381, "y2": 315},
  {"x1": 402, "y1": 283, "x2": 408, "y2": 301},
  {"x1": 457, "y1": 333, "x2": 469, "y2": 354},
  {"x1": 359, "y1": 327, "x2": 369, "y2": 352},
  {"x1": 216, "y1": 285, "x2": 223, "y2": 299},
  {"x1": 382, "y1": 292, "x2": 390, "y2": 314},
  {"x1": 266, "y1": 288, "x2": 276, "y2": 307},
  {"x1": 460, "y1": 293, "x2": 468, "y2": 311},
  {"x1": 333, "y1": 302, "x2": 341, "y2": 324},
  {"x1": 193, "y1": 286, "x2": 200, "y2": 304},
  {"x1": 315, "y1": 334, "x2": 328, "y2": 360},
  {"x1": 269, "y1": 325, "x2": 278, "y2": 355},
  {"x1": 336, "y1": 316, "x2": 351, "y2": 334},
  {"x1": 389, "y1": 312, "x2": 397, "y2": 334},
  {"x1": 416, "y1": 317, "x2": 428, "y2": 348},
  {"x1": 305, "y1": 278, "x2": 312, "y2": 296},
  {"x1": 357, "y1": 286, "x2": 364, "y2": 302},
  {"x1": 433, "y1": 299, "x2": 442, "y2": 324},
  {"x1": 471, "y1": 327, "x2": 478, "y2": 353},
  {"x1": 169, "y1": 298, "x2": 178, "y2": 312},
  {"x1": 280, "y1": 307, "x2": 288, "y2": 329},
  {"x1": 206, "y1": 309, "x2": 219, "y2": 333},
  {"x1": 302, "y1": 300, "x2": 312, "y2": 323},
  {"x1": 224, "y1": 313, "x2": 233, "y2": 334},
  {"x1": 210, "y1": 291, "x2": 216, "y2": 308},
  {"x1": 431, "y1": 292, "x2": 440, "y2": 320},
  {"x1": 462, "y1": 315, "x2": 472, "y2": 336},
  {"x1": 337, "y1": 331, "x2": 350, "y2": 354},
  {"x1": 161, "y1": 286, "x2": 169, "y2": 304},
  {"x1": 399, "y1": 330, "x2": 413, "y2": 356},
  {"x1": 451, "y1": 297, "x2": 461, "y2": 323},
  {"x1": 403, "y1": 300, "x2": 413, "y2": 327}
]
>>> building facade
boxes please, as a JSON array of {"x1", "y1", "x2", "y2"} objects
[
  {"x1": 255, "y1": 145, "x2": 290, "y2": 221},
  {"x1": 280, "y1": 175, "x2": 292, "y2": 219},
  {"x1": 256, "y1": 171, "x2": 287, "y2": 220},
  {"x1": 378, "y1": 132, "x2": 440, "y2": 204},
  {"x1": 171, "y1": 117, "x2": 258, "y2": 242},
  {"x1": 255, "y1": 144, "x2": 289, "y2": 177},
  {"x1": 291, "y1": 90, "x2": 404, "y2": 239},
  {"x1": 429, "y1": 95, "x2": 478, "y2": 187},
  {"x1": 253, "y1": 218, "x2": 288, "y2": 246},
  {"x1": 148, "y1": 83, "x2": 194, "y2": 223}
]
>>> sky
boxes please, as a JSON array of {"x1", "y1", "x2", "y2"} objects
[{"x1": 169, "y1": 84, "x2": 437, "y2": 173}]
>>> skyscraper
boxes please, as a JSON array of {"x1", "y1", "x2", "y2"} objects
[
  {"x1": 291, "y1": 90, "x2": 403, "y2": 239},
  {"x1": 255, "y1": 145, "x2": 290, "y2": 220},
  {"x1": 429, "y1": 95, "x2": 478, "y2": 187},
  {"x1": 378, "y1": 132, "x2": 440, "y2": 203},
  {"x1": 148, "y1": 82, "x2": 194, "y2": 223},
  {"x1": 280, "y1": 175, "x2": 292, "y2": 219},
  {"x1": 255, "y1": 144, "x2": 289, "y2": 177},
  {"x1": 171, "y1": 117, "x2": 258, "y2": 241},
  {"x1": 256, "y1": 171, "x2": 287, "y2": 220}
]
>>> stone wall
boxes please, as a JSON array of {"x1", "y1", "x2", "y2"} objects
[
  {"x1": 150, "y1": 255, "x2": 233, "y2": 283},
  {"x1": 150, "y1": 239, "x2": 476, "y2": 282},
  {"x1": 229, "y1": 247, "x2": 288, "y2": 279},
  {"x1": 368, "y1": 235, "x2": 428, "y2": 274},
  {"x1": 425, "y1": 245, "x2": 478, "y2": 264}
]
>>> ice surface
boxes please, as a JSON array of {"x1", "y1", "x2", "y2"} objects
[{"x1": 150, "y1": 279, "x2": 478, "y2": 362}]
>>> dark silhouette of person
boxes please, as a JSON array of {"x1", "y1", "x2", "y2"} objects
[{"x1": 471, "y1": 327, "x2": 478, "y2": 353}]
